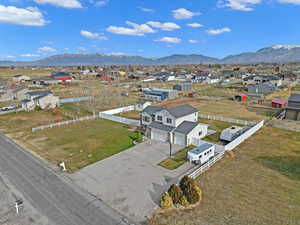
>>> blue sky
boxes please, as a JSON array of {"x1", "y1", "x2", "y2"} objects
[{"x1": 0, "y1": 0, "x2": 300, "y2": 61}]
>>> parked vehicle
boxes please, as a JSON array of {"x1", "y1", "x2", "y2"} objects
[
  {"x1": 187, "y1": 143, "x2": 215, "y2": 165},
  {"x1": 1, "y1": 106, "x2": 16, "y2": 111}
]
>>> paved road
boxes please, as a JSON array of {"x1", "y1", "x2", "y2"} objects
[{"x1": 0, "y1": 133, "x2": 133, "y2": 225}]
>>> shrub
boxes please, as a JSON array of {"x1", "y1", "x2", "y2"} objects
[
  {"x1": 179, "y1": 176, "x2": 202, "y2": 204},
  {"x1": 168, "y1": 184, "x2": 183, "y2": 204},
  {"x1": 160, "y1": 192, "x2": 173, "y2": 209},
  {"x1": 179, "y1": 195, "x2": 190, "y2": 207}
]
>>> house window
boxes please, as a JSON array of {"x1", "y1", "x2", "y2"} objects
[
  {"x1": 166, "y1": 118, "x2": 172, "y2": 124},
  {"x1": 157, "y1": 116, "x2": 163, "y2": 121},
  {"x1": 151, "y1": 114, "x2": 155, "y2": 121},
  {"x1": 143, "y1": 116, "x2": 150, "y2": 122},
  {"x1": 198, "y1": 131, "x2": 202, "y2": 136}
]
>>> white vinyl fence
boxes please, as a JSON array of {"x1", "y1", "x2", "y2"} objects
[
  {"x1": 199, "y1": 114, "x2": 255, "y2": 126},
  {"x1": 32, "y1": 115, "x2": 99, "y2": 132},
  {"x1": 100, "y1": 105, "x2": 135, "y2": 115},
  {"x1": 189, "y1": 120, "x2": 264, "y2": 179},
  {"x1": 224, "y1": 120, "x2": 264, "y2": 151},
  {"x1": 31, "y1": 105, "x2": 137, "y2": 132},
  {"x1": 189, "y1": 151, "x2": 225, "y2": 179},
  {"x1": 99, "y1": 113, "x2": 140, "y2": 126}
]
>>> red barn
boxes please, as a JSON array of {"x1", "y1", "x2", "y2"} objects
[
  {"x1": 272, "y1": 99, "x2": 287, "y2": 108},
  {"x1": 100, "y1": 76, "x2": 113, "y2": 83},
  {"x1": 52, "y1": 72, "x2": 73, "y2": 83}
]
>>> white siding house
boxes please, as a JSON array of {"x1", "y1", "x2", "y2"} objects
[{"x1": 141, "y1": 104, "x2": 208, "y2": 146}]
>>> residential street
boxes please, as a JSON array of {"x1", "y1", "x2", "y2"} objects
[{"x1": 0, "y1": 133, "x2": 132, "y2": 225}]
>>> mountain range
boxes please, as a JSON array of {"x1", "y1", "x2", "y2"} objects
[{"x1": 2, "y1": 45, "x2": 300, "y2": 66}]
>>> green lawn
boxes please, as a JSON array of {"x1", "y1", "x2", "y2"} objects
[
  {"x1": 24, "y1": 119, "x2": 142, "y2": 172},
  {"x1": 201, "y1": 119, "x2": 241, "y2": 143},
  {"x1": 158, "y1": 145, "x2": 196, "y2": 170}
]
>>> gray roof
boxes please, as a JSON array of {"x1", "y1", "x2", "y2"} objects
[
  {"x1": 149, "y1": 122, "x2": 175, "y2": 132},
  {"x1": 289, "y1": 94, "x2": 300, "y2": 102},
  {"x1": 167, "y1": 104, "x2": 198, "y2": 118},
  {"x1": 27, "y1": 91, "x2": 52, "y2": 96},
  {"x1": 142, "y1": 106, "x2": 163, "y2": 115},
  {"x1": 174, "y1": 121, "x2": 199, "y2": 134}
]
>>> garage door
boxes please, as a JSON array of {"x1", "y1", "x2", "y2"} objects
[
  {"x1": 151, "y1": 129, "x2": 169, "y2": 142},
  {"x1": 174, "y1": 134, "x2": 186, "y2": 146}
]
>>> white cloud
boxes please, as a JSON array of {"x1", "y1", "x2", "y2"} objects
[
  {"x1": 155, "y1": 37, "x2": 182, "y2": 44},
  {"x1": 206, "y1": 27, "x2": 231, "y2": 35},
  {"x1": 0, "y1": 55, "x2": 16, "y2": 59},
  {"x1": 21, "y1": 53, "x2": 40, "y2": 57},
  {"x1": 110, "y1": 52, "x2": 125, "y2": 56},
  {"x1": 38, "y1": 46, "x2": 57, "y2": 52},
  {"x1": 172, "y1": 8, "x2": 201, "y2": 19},
  {"x1": 95, "y1": 0, "x2": 109, "y2": 7},
  {"x1": 80, "y1": 30, "x2": 108, "y2": 40},
  {"x1": 0, "y1": 5, "x2": 47, "y2": 26},
  {"x1": 78, "y1": 47, "x2": 87, "y2": 51},
  {"x1": 189, "y1": 40, "x2": 199, "y2": 43},
  {"x1": 138, "y1": 7, "x2": 155, "y2": 12},
  {"x1": 278, "y1": 0, "x2": 300, "y2": 5},
  {"x1": 187, "y1": 23, "x2": 203, "y2": 28},
  {"x1": 106, "y1": 21, "x2": 156, "y2": 36},
  {"x1": 218, "y1": 0, "x2": 261, "y2": 11},
  {"x1": 147, "y1": 21, "x2": 181, "y2": 31},
  {"x1": 33, "y1": 0, "x2": 82, "y2": 9}
]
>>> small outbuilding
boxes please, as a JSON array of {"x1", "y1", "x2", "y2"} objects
[
  {"x1": 187, "y1": 143, "x2": 215, "y2": 165},
  {"x1": 135, "y1": 100, "x2": 152, "y2": 111},
  {"x1": 234, "y1": 94, "x2": 247, "y2": 102},
  {"x1": 173, "y1": 83, "x2": 192, "y2": 92},
  {"x1": 271, "y1": 99, "x2": 287, "y2": 108}
]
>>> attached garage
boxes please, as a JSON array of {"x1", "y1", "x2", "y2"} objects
[
  {"x1": 174, "y1": 133, "x2": 186, "y2": 146},
  {"x1": 151, "y1": 129, "x2": 169, "y2": 142}
]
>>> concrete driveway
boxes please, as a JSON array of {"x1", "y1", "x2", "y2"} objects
[{"x1": 69, "y1": 140, "x2": 196, "y2": 223}]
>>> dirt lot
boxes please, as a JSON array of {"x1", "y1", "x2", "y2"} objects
[{"x1": 149, "y1": 126, "x2": 300, "y2": 225}]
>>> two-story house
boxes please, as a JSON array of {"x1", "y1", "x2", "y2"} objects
[
  {"x1": 141, "y1": 104, "x2": 208, "y2": 146},
  {"x1": 285, "y1": 94, "x2": 300, "y2": 121}
]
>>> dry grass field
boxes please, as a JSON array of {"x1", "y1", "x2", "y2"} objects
[
  {"x1": 0, "y1": 68, "x2": 54, "y2": 80},
  {"x1": 149, "y1": 126, "x2": 300, "y2": 225},
  {"x1": 159, "y1": 98, "x2": 267, "y2": 122}
]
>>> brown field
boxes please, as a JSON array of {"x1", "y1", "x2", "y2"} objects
[
  {"x1": 159, "y1": 98, "x2": 267, "y2": 122},
  {"x1": 0, "y1": 68, "x2": 54, "y2": 79},
  {"x1": 149, "y1": 126, "x2": 300, "y2": 225}
]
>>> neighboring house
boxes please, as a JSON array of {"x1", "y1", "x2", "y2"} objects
[
  {"x1": 173, "y1": 83, "x2": 192, "y2": 92},
  {"x1": 271, "y1": 99, "x2": 287, "y2": 108},
  {"x1": 234, "y1": 94, "x2": 247, "y2": 102},
  {"x1": 285, "y1": 94, "x2": 300, "y2": 121},
  {"x1": 135, "y1": 100, "x2": 151, "y2": 111},
  {"x1": 243, "y1": 75, "x2": 282, "y2": 87},
  {"x1": 22, "y1": 91, "x2": 59, "y2": 111},
  {"x1": 0, "y1": 86, "x2": 29, "y2": 102},
  {"x1": 143, "y1": 88, "x2": 178, "y2": 101},
  {"x1": 33, "y1": 78, "x2": 60, "y2": 86},
  {"x1": 247, "y1": 82, "x2": 277, "y2": 95},
  {"x1": 141, "y1": 104, "x2": 208, "y2": 146},
  {"x1": 12, "y1": 75, "x2": 31, "y2": 83},
  {"x1": 207, "y1": 76, "x2": 220, "y2": 84},
  {"x1": 52, "y1": 72, "x2": 73, "y2": 83}
]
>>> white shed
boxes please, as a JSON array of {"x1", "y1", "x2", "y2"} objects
[{"x1": 187, "y1": 143, "x2": 215, "y2": 165}]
